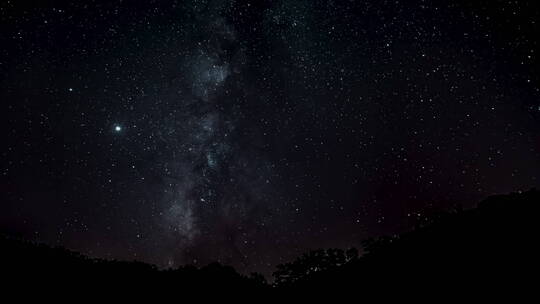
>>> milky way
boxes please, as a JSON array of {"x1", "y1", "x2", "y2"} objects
[
  {"x1": 147, "y1": 12, "x2": 281, "y2": 267},
  {"x1": 1, "y1": 0, "x2": 539, "y2": 275}
]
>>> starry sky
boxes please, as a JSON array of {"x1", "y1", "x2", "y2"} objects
[{"x1": 1, "y1": 0, "x2": 539, "y2": 275}]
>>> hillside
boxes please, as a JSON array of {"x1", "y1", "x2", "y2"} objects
[{"x1": 275, "y1": 189, "x2": 539, "y2": 297}]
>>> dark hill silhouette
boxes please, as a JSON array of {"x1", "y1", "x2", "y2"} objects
[
  {"x1": 0, "y1": 234, "x2": 269, "y2": 298},
  {"x1": 1, "y1": 189, "x2": 538, "y2": 299},
  {"x1": 272, "y1": 189, "x2": 539, "y2": 299}
]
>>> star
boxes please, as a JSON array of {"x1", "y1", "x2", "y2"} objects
[{"x1": 114, "y1": 125, "x2": 122, "y2": 132}]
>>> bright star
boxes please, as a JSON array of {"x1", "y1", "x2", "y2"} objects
[{"x1": 114, "y1": 125, "x2": 122, "y2": 132}]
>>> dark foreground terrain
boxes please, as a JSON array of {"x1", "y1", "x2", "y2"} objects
[{"x1": 1, "y1": 189, "x2": 538, "y2": 299}]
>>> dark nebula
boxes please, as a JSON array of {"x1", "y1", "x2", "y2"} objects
[{"x1": 1, "y1": 0, "x2": 539, "y2": 276}]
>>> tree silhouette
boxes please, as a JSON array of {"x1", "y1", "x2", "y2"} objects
[{"x1": 273, "y1": 248, "x2": 358, "y2": 286}]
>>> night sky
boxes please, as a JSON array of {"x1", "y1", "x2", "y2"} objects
[{"x1": 1, "y1": 0, "x2": 539, "y2": 276}]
